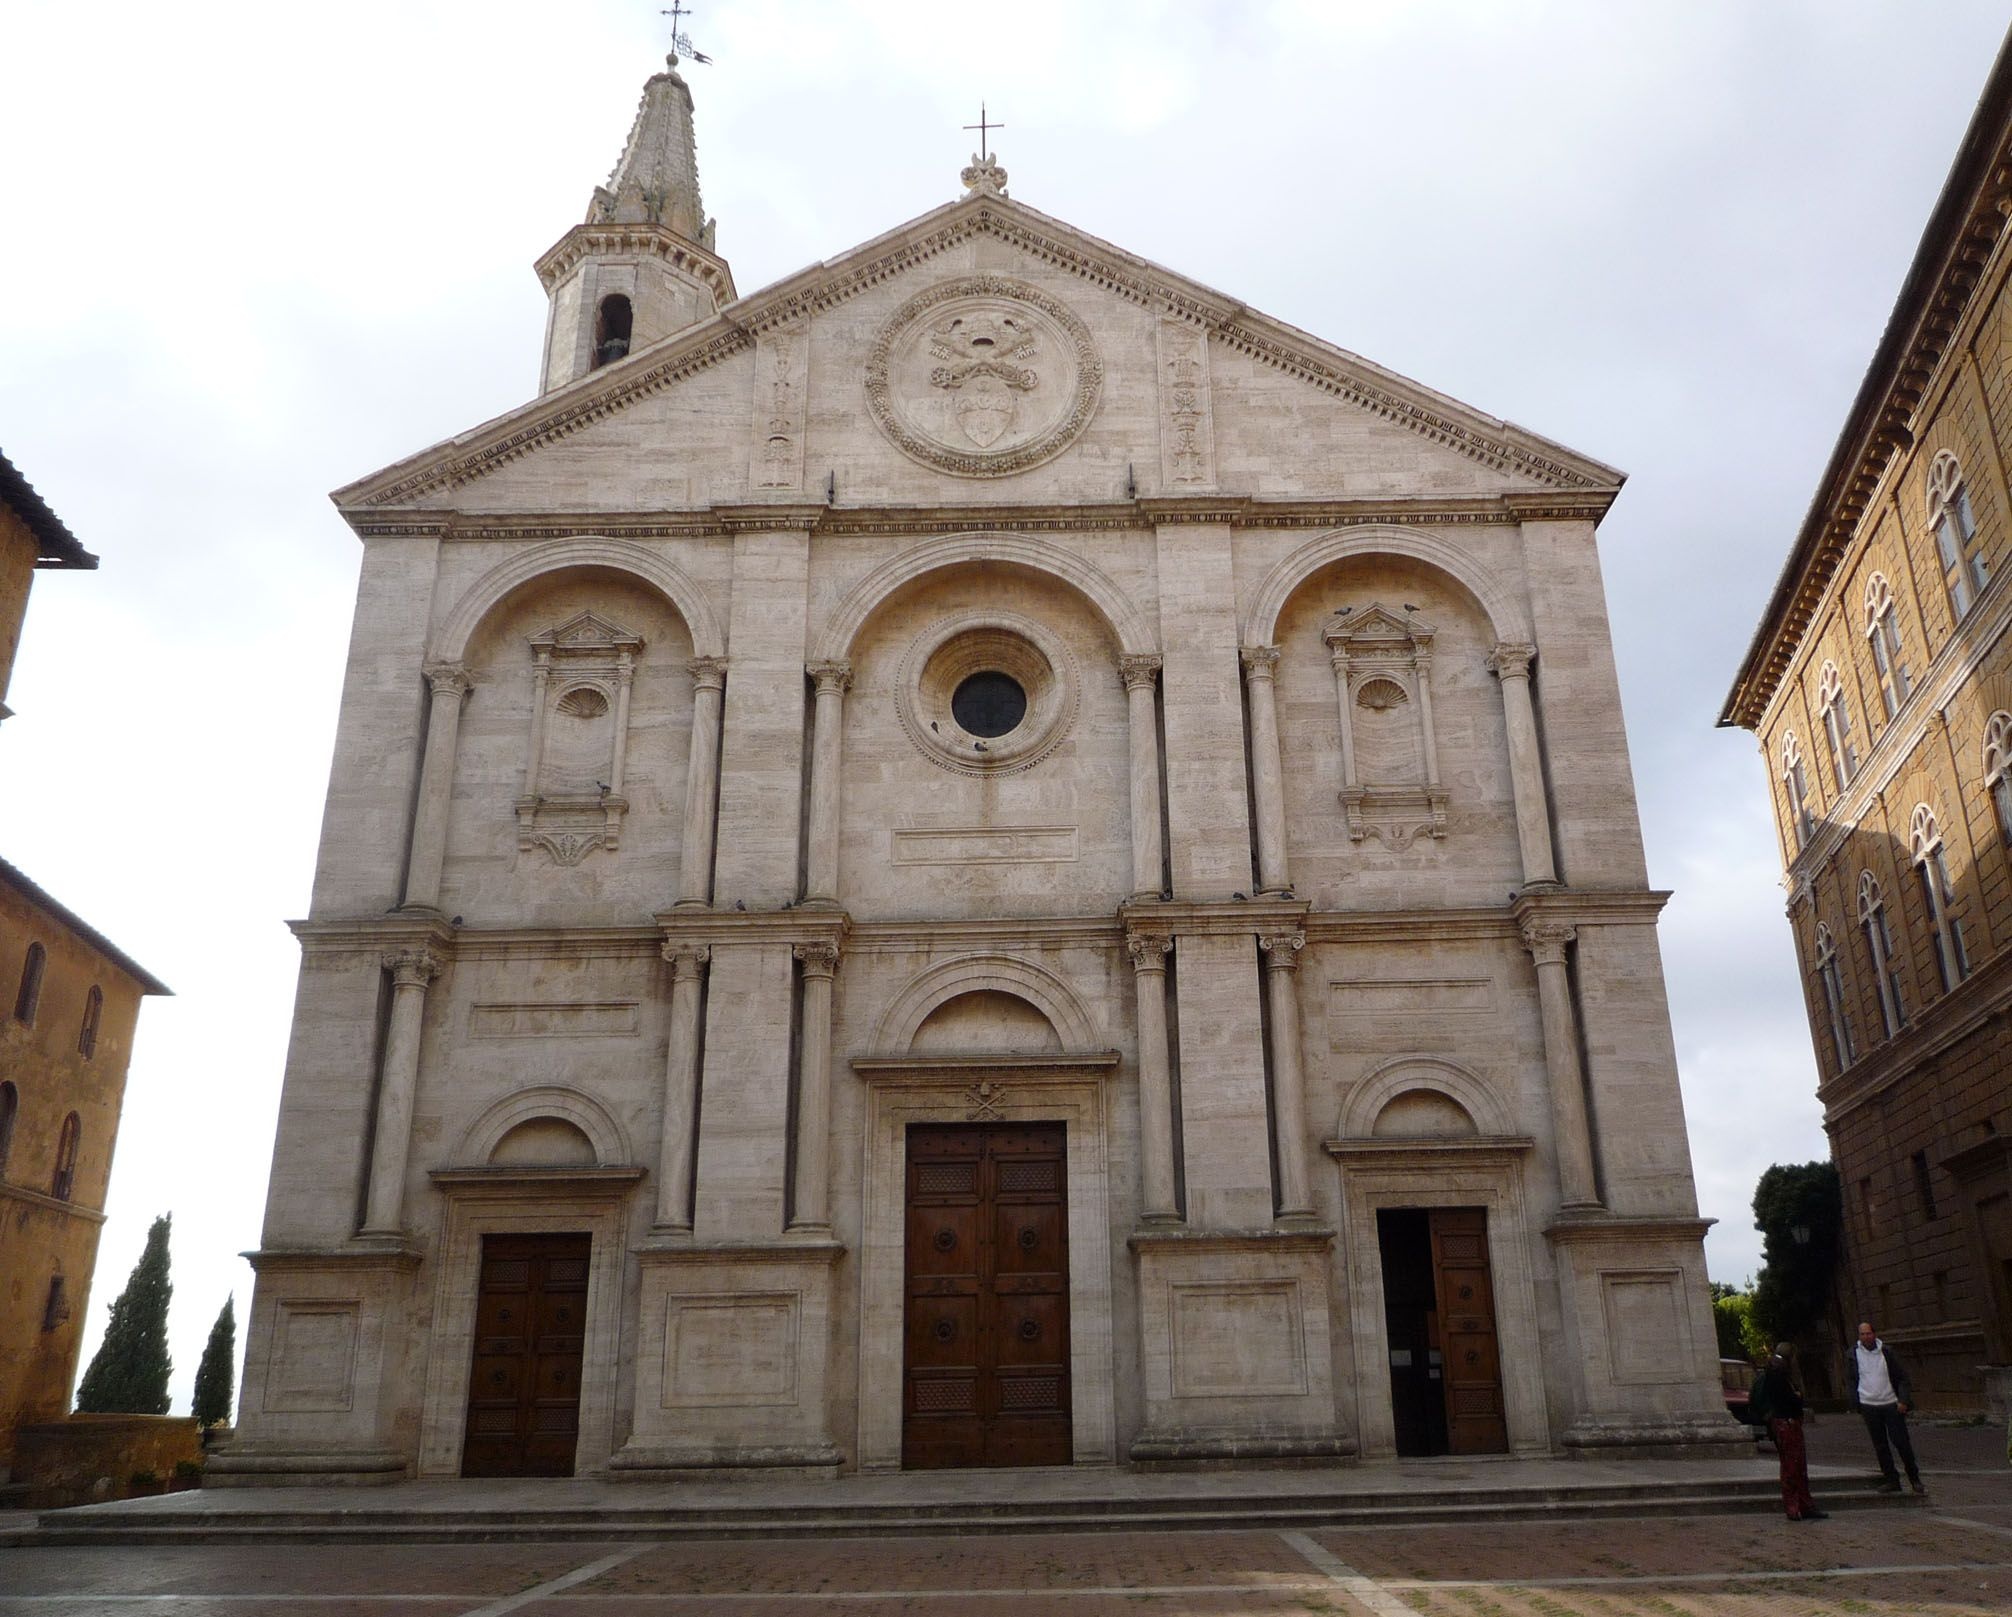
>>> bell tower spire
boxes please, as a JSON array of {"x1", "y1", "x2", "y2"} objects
[{"x1": 533, "y1": 52, "x2": 736, "y2": 393}]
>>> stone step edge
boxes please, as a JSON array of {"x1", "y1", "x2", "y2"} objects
[{"x1": 21, "y1": 1491, "x2": 1916, "y2": 1546}]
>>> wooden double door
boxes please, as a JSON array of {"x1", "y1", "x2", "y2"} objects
[
  {"x1": 903, "y1": 1121, "x2": 1072, "y2": 1468},
  {"x1": 1377, "y1": 1206, "x2": 1507, "y2": 1456},
  {"x1": 461, "y1": 1233, "x2": 591, "y2": 1477}
]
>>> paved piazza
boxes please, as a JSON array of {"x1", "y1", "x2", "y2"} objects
[{"x1": 4, "y1": 1426, "x2": 2007, "y2": 1615}]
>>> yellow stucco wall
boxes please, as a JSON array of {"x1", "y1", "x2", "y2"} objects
[{"x1": 0, "y1": 880, "x2": 149, "y2": 1475}]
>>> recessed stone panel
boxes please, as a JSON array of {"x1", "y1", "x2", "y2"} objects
[
  {"x1": 1168, "y1": 1280, "x2": 1309, "y2": 1399},
  {"x1": 664, "y1": 1292, "x2": 799, "y2": 1408}
]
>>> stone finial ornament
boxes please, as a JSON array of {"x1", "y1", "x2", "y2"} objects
[{"x1": 961, "y1": 151, "x2": 1008, "y2": 198}]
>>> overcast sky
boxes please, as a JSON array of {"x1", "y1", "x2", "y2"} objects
[{"x1": 3, "y1": 1, "x2": 2005, "y2": 1415}]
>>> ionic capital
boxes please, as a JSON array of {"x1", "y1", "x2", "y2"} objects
[
  {"x1": 1519, "y1": 921, "x2": 1576, "y2": 966},
  {"x1": 382, "y1": 947, "x2": 444, "y2": 988},
  {"x1": 793, "y1": 940, "x2": 842, "y2": 978},
  {"x1": 688, "y1": 655, "x2": 729, "y2": 693},
  {"x1": 807, "y1": 660, "x2": 853, "y2": 696},
  {"x1": 423, "y1": 662, "x2": 472, "y2": 700},
  {"x1": 1117, "y1": 653, "x2": 1164, "y2": 692},
  {"x1": 1257, "y1": 929, "x2": 1306, "y2": 969},
  {"x1": 1239, "y1": 645, "x2": 1281, "y2": 683},
  {"x1": 1488, "y1": 642, "x2": 1537, "y2": 682},
  {"x1": 661, "y1": 941, "x2": 711, "y2": 978},
  {"x1": 1126, "y1": 932, "x2": 1175, "y2": 973}
]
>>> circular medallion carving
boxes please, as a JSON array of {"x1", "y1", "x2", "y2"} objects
[
  {"x1": 1017, "y1": 1227, "x2": 1039, "y2": 1252},
  {"x1": 1018, "y1": 1318, "x2": 1040, "y2": 1341},
  {"x1": 865, "y1": 276, "x2": 1103, "y2": 476},
  {"x1": 934, "y1": 1228, "x2": 958, "y2": 1252},
  {"x1": 934, "y1": 1319, "x2": 956, "y2": 1342}
]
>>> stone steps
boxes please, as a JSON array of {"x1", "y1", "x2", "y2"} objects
[{"x1": 24, "y1": 1474, "x2": 1916, "y2": 1545}]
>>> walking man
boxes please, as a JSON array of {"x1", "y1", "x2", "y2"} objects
[{"x1": 1851, "y1": 1320, "x2": 1923, "y2": 1494}]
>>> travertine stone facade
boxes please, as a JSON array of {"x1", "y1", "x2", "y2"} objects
[
  {"x1": 220, "y1": 57, "x2": 1734, "y2": 1483},
  {"x1": 1724, "y1": 41, "x2": 2012, "y2": 1415}
]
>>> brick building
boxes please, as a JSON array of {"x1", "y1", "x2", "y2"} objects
[
  {"x1": 0, "y1": 453, "x2": 168, "y2": 1480},
  {"x1": 1722, "y1": 36, "x2": 2012, "y2": 1415}
]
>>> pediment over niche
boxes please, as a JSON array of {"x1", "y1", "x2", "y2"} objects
[
  {"x1": 1325, "y1": 603, "x2": 1432, "y2": 655},
  {"x1": 334, "y1": 193, "x2": 1624, "y2": 514},
  {"x1": 531, "y1": 610, "x2": 644, "y2": 654}
]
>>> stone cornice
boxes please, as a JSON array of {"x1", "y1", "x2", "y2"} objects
[
  {"x1": 1722, "y1": 44, "x2": 2012, "y2": 730},
  {"x1": 1541, "y1": 1214, "x2": 1716, "y2": 1245},
  {"x1": 1324, "y1": 1136, "x2": 1535, "y2": 1166},
  {"x1": 633, "y1": 1236, "x2": 846, "y2": 1262},
  {"x1": 851, "y1": 1050, "x2": 1120, "y2": 1081},
  {"x1": 1127, "y1": 1225, "x2": 1336, "y2": 1254},
  {"x1": 655, "y1": 908, "x2": 849, "y2": 951},
  {"x1": 246, "y1": 1243, "x2": 423, "y2": 1272},
  {"x1": 1817, "y1": 947, "x2": 2012, "y2": 1124},
  {"x1": 1509, "y1": 887, "x2": 1673, "y2": 930},
  {"x1": 533, "y1": 222, "x2": 736, "y2": 301},
  {"x1": 289, "y1": 915, "x2": 458, "y2": 956},
  {"x1": 334, "y1": 195, "x2": 1622, "y2": 513},
  {"x1": 1120, "y1": 896, "x2": 1310, "y2": 937},
  {"x1": 0, "y1": 1182, "x2": 107, "y2": 1224}
]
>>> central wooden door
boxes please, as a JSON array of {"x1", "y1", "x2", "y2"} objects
[
  {"x1": 461, "y1": 1232, "x2": 591, "y2": 1477},
  {"x1": 1429, "y1": 1208, "x2": 1507, "y2": 1454},
  {"x1": 903, "y1": 1120, "x2": 1072, "y2": 1468}
]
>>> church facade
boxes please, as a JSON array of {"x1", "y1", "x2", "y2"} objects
[{"x1": 219, "y1": 58, "x2": 1735, "y2": 1483}]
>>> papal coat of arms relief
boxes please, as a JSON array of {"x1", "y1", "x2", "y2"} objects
[{"x1": 865, "y1": 276, "x2": 1103, "y2": 476}]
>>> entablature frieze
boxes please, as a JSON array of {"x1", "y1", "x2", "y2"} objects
[
  {"x1": 655, "y1": 908, "x2": 849, "y2": 954},
  {"x1": 345, "y1": 494, "x2": 1614, "y2": 546},
  {"x1": 290, "y1": 915, "x2": 457, "y2": 958},
  {"x1": 1540, "y1": 1213, "x2": 1716, "y2": 1246}
]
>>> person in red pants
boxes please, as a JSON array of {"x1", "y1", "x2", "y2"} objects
[{"x1": 1752, "y1": 1343, "x2": 1827, "y2": 1522}]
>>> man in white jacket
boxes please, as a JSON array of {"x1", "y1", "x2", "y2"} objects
[{"x1": 1851, "y1": 1320, "x2": 1923, "y2": 1494}]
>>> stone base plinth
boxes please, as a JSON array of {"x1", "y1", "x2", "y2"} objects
[
  {"x1": 1126, "y1": 1226, "x2": 1349, "y2": 1464},
  {"x1": 202, "y1": 1449, "x2": 409, "y2": 1487},
  {"x1": 611, "y1": 1237, "x2": 843, "y2": 1477}
]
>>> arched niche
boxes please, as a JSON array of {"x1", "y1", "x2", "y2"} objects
[
  {"x1": 454, "y1": 1085, "x2": 631, "y2": 1168},
  {"x1": 489, "y1": 1116, "x2": 599, "y2": 1166},
  {"x1": 1336, "y1": 1056, "x2": 1511, "y2": 1141},
  {"x1": 431, "y1": 536, "x2": 725, "y2": 664},
  {"x1": 911, "y1": 990, "x2": 1064, "y2": 1053},
  {"x1": 870, "y1": 953, "x2": 1100, "y2": 1053},
  {"x1": 1243, "y1": 525, "x2": 1527, "y2": 651},
  {"x1": 810, "y1": 531, "x2": 1155, "y2": 664}
]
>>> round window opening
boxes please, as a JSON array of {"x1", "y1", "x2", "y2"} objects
[{"x1": 951, "y1": 670, "x2": 1028, "y2": 738}]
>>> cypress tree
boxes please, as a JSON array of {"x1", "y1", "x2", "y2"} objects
[
  {"x1": 75, "y1": 1213, "x2": 174, "y2": 1415},
  {"x1": 191, "y1": 1295, "x2": 236, "y2": 1429}
]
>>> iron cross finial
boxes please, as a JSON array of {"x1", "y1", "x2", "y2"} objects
[
  {"x1": 963, "y1": 102, "x2": 1003, "y2": 162},
  {"x1": 660, "y1": 2, "x2": 712, "y2": 63}
]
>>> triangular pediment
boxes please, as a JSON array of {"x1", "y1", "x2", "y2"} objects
[
  {"x1": 334, "y1": 192, "x2": 1623, "y2": 513},
  {"x1": 530, "y1": 610, "x2": 643, "y2": 652},
  {"x1": 1327, "y1": 603, "x2": 1430, "y2": 647}
]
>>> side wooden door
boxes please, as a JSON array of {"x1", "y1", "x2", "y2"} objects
[
  {"x1": 1429, "y1": 1207, "x2": 1508, "y2": 1454},
  {"x1": 903, "y1": 1120, "x2": 1071, "y2": 1468},
  {"x1": 461, "y1": 1232, "x2": 592, "y2": 1477}
]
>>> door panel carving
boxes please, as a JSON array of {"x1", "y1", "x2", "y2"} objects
[{"x1": 461, "y1": 1233, "x2": 591, "y2": 1477}]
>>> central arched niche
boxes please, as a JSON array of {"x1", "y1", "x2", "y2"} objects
[
  {"x1": 1271, "y1": 554, "x2": 1521, "y2": 911},
  {"x1": 1370, "y1": 1088, "x2": 1478, "y2": 1139},
  {"x1": 910, "y1": 989, "x2": 1064, "y2": 1053},
  {"x1": 838, "y1": 560, "x2": 1133, "y2": 921},
  {"x1": 446, "y1": 565, "x2": 696, "y2": 926}
]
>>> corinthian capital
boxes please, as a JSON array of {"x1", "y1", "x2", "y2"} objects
[
  {"x1": 793, "y1": 941, "x2": 842, "y2": 977},
  {"x1": 1487, "y1": 643, "x2": 1537, "y2": 681},
  {"x1": 1519, "y1": 921, "x2": 1576, "y2": 966},
  {"x1": 1117, "y1": 653, "x2": 1164, "y2": 692},
  {"x1": 1239, "y1": 645, "x2": 1281, "y2": 682},
  {"x1": 1126, "y1": 931, "x2": 1175, "y2": 972},
  {"x1": 423, "y1": 662, "x2": 472, "y2": 700},
  {"x1": 688, "y1": 656, "x2": 729, "y2": 692},
  {"x1": 807, "y1": 660, "x2": 853, "y2": 695},
  {"x1": 382, "y1": 947, "x2": 444, "y2": 988}
]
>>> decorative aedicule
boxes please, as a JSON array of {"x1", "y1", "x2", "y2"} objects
[
  {"x1": 864, "y1": 277, "x2": 1102, "y2": 476},
  {"x1": 1324, "y1": 604, "x2": 1448, "y2": 848},
  {"x1": 515, "y1": 611, "x2": 643, "y2": 865}
]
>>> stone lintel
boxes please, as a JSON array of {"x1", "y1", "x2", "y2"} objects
[
  {"x1": 428, "y1": 1166, "x2": 646, "y2": 1198},
  {"x1": 1323, "y1": 1135, "x2": 1536, "y2": 1167},
  {"x1": 852, "y1": 1049, "x2": 1119, "y2": 1082},
  {"x1": 1119, "y1": 896, "x2": 1309, "y2": 938}
]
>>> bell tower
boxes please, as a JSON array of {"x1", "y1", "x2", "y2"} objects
[{"x1": 534, "y1": 54, "x2": 736, "y2": 392}]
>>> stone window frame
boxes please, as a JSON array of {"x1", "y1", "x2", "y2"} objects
[
  {"x1": 0, "y1": 1080, "x2": 16, "y2": 1175},
  {"x1": 1927, "y1": 449, "x2": 1989, "y2": 622},
  {"x1": 1863, "y1": 573, "x2": 1912, "y2": 721},
  {"x1": 1908, "y1": 803, "x2": 1970, "y2": 993},
  {"x1": 51, "y1": 1109, "x2": 80, "y2": 1201},
  {"x1": 1983, "y1": 710, "x2": 2012, "y2": 847},
  {"x1": 1813, "y1": 923, "x2": 1855, "y2": 1070},
  {"x1": 1817, "y1": 660, "x2": 1858, "y2": 789},
  {"x1": 1857, "y1": 870, "x2": 1908, "y2": 1038},
  {"x1": 14, "y1": 941, "x2": 44, "y2": 1025},
  {"x1": 1781, "y1": 731, "x2": 1815, "y2": 851},
  {"x1": 77, "y1": 985, "x2": 102, "y2": 1060}
]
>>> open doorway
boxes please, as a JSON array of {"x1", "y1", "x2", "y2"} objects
[{"x1": 1377, "y1": 1207, "x2": 1507, "y2": 1456}]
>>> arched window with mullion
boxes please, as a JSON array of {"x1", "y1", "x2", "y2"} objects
[
  {"x1": 1928, "y1": 450, "x2": 1989, "y2": 622},
  {"x1": 1863, "y1": 573, "x2": 1912, "y2": 722},
  {"x1": 1813, "y1": 923, "x2": 1855, "y2": 1069},
  {"x1": 1857, "y1": 870, "x2": 1907, "y2": 1038},
  {"x1": 1910, "y1": 803, "x2": 1970, "y2": 993},
  {"x1": 1818, "y1": 660, "x2": 1857, "y2": 789},
  {"x1": 1984, "y1": 711, "x2": 2012, "y2": 847},
  {"x1": 1781, "y1": 730, "x2": 1815, "y2": 852}
]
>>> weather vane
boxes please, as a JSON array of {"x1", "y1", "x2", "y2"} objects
[
  {"x1": 964, "y1": 103, "x2": 1003, "y2": 161},
  {"x1": 660, "y1": 1, "x2": 713, "y2": 63}
]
